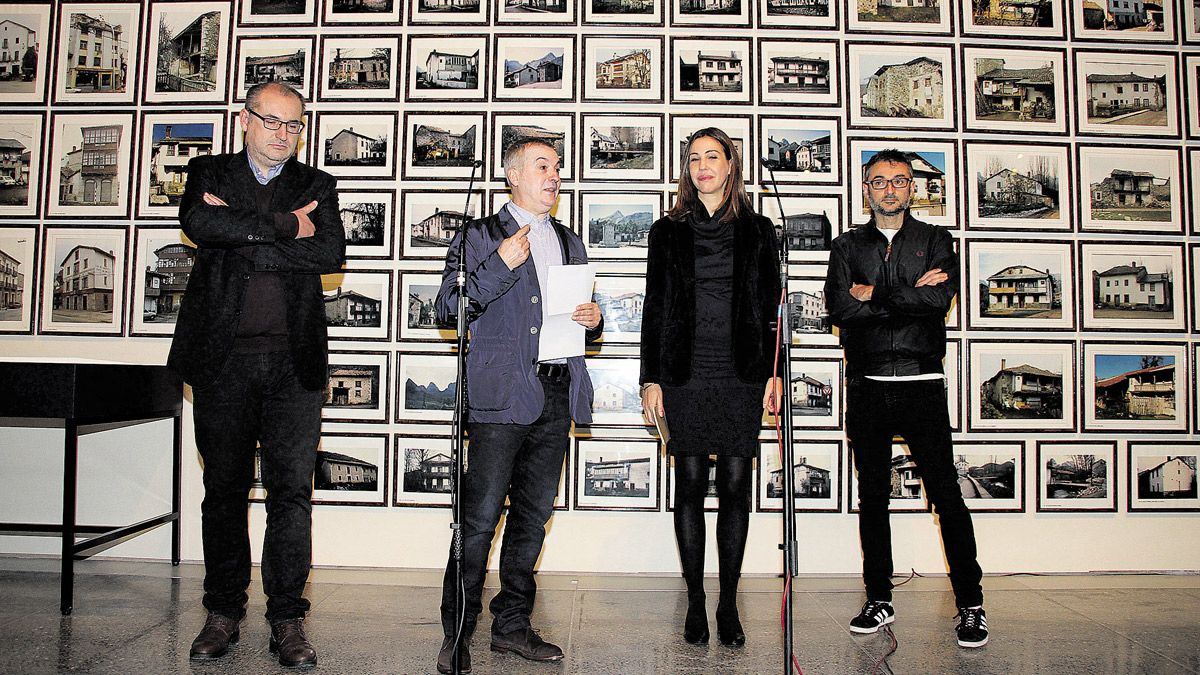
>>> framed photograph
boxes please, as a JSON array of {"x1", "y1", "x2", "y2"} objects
[
  {"x1": 757, "y1": 0, "x2": 836, "y2": 29},
  {"x1": 324, "y1": 0, "x2": 401, "y2": 24},
  {"x1": 961, "y1": 46, "x2": 1067, "y2": 135},
  {"x1": 239, "y1": 0, "x2": 318, "y2": 26},
  {"x1": 340, "y1": 189, "x2": 394, "y2": 261},
  {"x1": 671, "y1": 0, "x2": 749, "y2": 27},
  {"x1": 400, "y1": 189, "x2": 483, "y2": 259},
  {"x1": 847, "y1": 42, "x2": 955, "y2": 131},
  {"x1": 53, "y1": 2, "x2": 142, "y2": 105},
  {"x1": 393, "y1": 435, "x2": 453, "y2": 507},
  {"x1": 398, "y1": 271, "x2": 453, "y2": 342},
  {"x1": 0, "y1": 226, "x2": 37, "y2": 334},
  {"x1": 786, "y1": 357, "x2": 842, "y2": 429},
  {"x1": 759, "y1": 116, "x2": 839, "y2": 185},
  {"x1": 758, "y1": 193, "x2": 838, "y2": 264},
  {"x1": 495, "y1": 0, "x2": 576, "y2": 24},
  {"x1": 491, "y1": 113, "x2": 574, "y2": 182},
  {"x1": 964, "y1": 141, "x2": 1071, "y2": 231},
  {"x1": 318, "y1": 35, "x2": 399, "y2": 102},
  {"x1": 580, "y1": 114, "x2": 662, "y2": 183},
  {"x1": 581, "y1": 35, "x2": 664, "y2": 103},
  {"x1": 670, "y1": 114, "x2": 752, "y2": 184},
  {"x1": 493, "y1": 34, "x2": 575, "y2": 102},
  {"x1": 574, "y1": 438, "x2": 660, "y2": 511},
  {"x1": 847, "y1": 0, "x2": 950, "y2": 34},
  {"x1": 1077, "y1": 144, "x2": 1182, "y2": 234},
  {"x1": 758, "y1": 440, "x2": 841, "y2": 513},
  {"x1": 1082, "y1": 341, "x2": 1189, "y2": 432},
  {"x1": 1128, "y1": 442, "x2": 1200, "y2": 512},
  {"x1": 324, "y1": 350, "x2": 389, "y2": 423},
  {"x1": 849, "y1": 442, "x2": 929, "y2": 514},
  {"x1": 39, "y1": 226, "x2": 127, "y2": 336},
  {"x1": 787, "y1": 277, "x2": 837, "y2": 348},
  {"x1": 961, "y1": 0, "x2": 1065, "y2": 39},
  {"x1": 403, "y1": 112, "x2": 486, "y2": 180},
  {"x1": 1186, "y1": 55, "x2": 1200, "y2": 139},
  {"x1": 967, "y1": 339, "x2": 1076, "y2": 432},
  {"x1": 1072, "y1": 0, "x2": 1176, "y2": 42},
  {"x1": 965, "y1": 239, "x2": 1075, "y2": 331},
  {"x1": 583, "y1": 0, "x2": 662, "y2": 25},
  {"x1": 1036, "y1": 441, "x2": 1118, "y2": 512},
  {"x1": 757, "y1": 38, "x2": 839, "y2": 107},
  {"x1": 585, "y1": 354, "x2": 644, "y2": 426},
  {"x1": 136, "y1": 111, "x2": 223, "y2": 219},
  {"x1": 129, "y1": 227, "x2": 195, "y2": 337},
  {"x1": 315, "y1": 111, "x2": 397, "y2": 180},
  {"x1": 46, "y1": 112, "x2": 135, "y2": 219},
  {"x1": 322, "y1": 269, "x2": 391, "y2": 341},
  {"x1": 233, "y1": 35, "x2": 314, "y2": 102},
  {"x1": 945, "y1": 338, "x2": 961, "y2": 431},
  {"x1": 144, "y1": 1, "x2": 230, "y2": 104},
  {"x1": 310, "y1": 434, "x2": 389, "y2": 506},
  {"x1": 406, "y1": 35, "x2": 487, "y2": 102},
  {"x1": 579, "y1": 190, "x2": 660, "y2": 260},
  {"x1": 1074, "y1": 50, "x2": 1180, "y2": 138},
  {"x1": 1081, "y1": 242, "x2": 1186, "y2": 332},
  {"x1": 953, "y1": 442, "x2": 1024, "y2": 512},
  {"x1": 671, "y1": 37, "x2": 751, "y2": 105},
  {"x1": 0, "y1": 113, "x2": 44, "y2": 217},
  {"x1": 592, "y1": 274, "x2": 645, "y2": 344},
  {"x1": 848, "y1": 138, "x2": 959, "y2": 229},
  {"x1": 0, "y1": 3, "x2": 54, "y2": 104},
  {"x1": 408, "y1": 0, "x2": 489, "y2": 24},
  {"x1": 665, "y1": 454, "x2": 719, "y2": 512},
  {"x1": 396, "y1": 351, "x2": 458, "y2": 423}
]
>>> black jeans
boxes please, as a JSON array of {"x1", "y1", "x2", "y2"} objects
[
  {"x1": 192, "y1": 351, "x2": 322, "y2": 623},
  {"x1": 846, "y1": 376, "x2": 984, "y2": 608},
  {"x1": 440, "y1": 373, "x2": 571, "y2": 638}
]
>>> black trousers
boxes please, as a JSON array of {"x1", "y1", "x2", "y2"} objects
[
  {"x1": 192, "y1": 351, "x2": 322, "y2": 623},
  {"x1": 846, "y1": 376, "x2": 984, "y2": 608},
  {"x1": 440, "y1": 373, "x2": 570, "y2": 638}
]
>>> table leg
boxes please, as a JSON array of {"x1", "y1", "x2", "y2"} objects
[
  {"x1": 172, "y1": 412, "x2": 182, "y2": 566},
  {"x1": 61, "y1": 419, "x2": 78, "y2": 616}
]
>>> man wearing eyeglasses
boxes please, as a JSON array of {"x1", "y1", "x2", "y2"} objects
[
  {"x1": 824, "y1": 149, "x2": 988, "y2": 649},
  {"x1": 168, "y1": 81, "x2": 345, "y2": 668}
]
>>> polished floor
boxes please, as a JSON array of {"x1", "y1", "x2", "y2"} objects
[{"x1": 0, "y1": 558, "x2": 1197, "y2": 674}]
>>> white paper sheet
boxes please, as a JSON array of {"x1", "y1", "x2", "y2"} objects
[{"x1": 537, "y1": 264, "x2": 596, "y2": 361}]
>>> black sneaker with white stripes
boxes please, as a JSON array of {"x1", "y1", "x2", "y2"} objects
[
  {"x1": 849, "y1": 600, "x2": 895, "y2": 634},
  {"x1": 955, "y1": 606, "x2": 989, "y2": 648}
]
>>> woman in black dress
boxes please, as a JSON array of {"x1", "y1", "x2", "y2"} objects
[{"x1": 640, "y1": 128, "x2": 782, "y2": 647}]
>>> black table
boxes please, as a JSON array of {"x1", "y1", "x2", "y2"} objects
[{"x1": 0, "y1": 362, "x2": 183, "y2": 615}]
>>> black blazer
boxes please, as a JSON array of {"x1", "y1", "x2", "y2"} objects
[
  {"x1": 639, "y1": 211, "x2": 782, "y2": 386},
  {"x1": 167, "y1": 152, "x2": 345, "y2": 391}
]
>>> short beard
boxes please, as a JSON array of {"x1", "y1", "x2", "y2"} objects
[{"x1": 867, "y1": 192, "x2": 911, "y2": 219}]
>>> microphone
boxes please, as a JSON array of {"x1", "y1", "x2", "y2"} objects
[
  {"x1": 472, "y1": 159, "x2": 484, "y2": 168},
  {"x1": 760, "y1": 157, "x2": 778, "y2": 171}
]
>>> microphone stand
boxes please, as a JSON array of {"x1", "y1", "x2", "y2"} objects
[
  {"x1": 761, "y1": 158, "x2": 799, "y2": 675},
  {"x1": 449, "y1": 159, "x2": 483, "y2": 675}
]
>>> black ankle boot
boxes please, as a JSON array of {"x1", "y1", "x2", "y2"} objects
[
  {"x1": 716, "y1": 603, "x2": 745, "y2": 648},
  {"x1": 684, "y1": 594, "x2": 709, "y2": 644}
]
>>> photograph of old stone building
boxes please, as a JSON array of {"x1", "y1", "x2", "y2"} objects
[
  {"x1": 860, "y1": 55, "x2": 943, "y2": 118},
  {"x1": 972, "y1": 55, "x2": 1056, "y2": 122},
  {"x1": 595, "y1": 49, "x2": 652, "y2": 89},
  {"x1": 1088, "y1": 168, "x2": 1172, "y2": 222},
  {"x1": 326, "y1": 364, "x2": 379, "y2": 408},
  {"x1": 326, "y1": 47, "x2": 390, "y2": 89},
  {"x1": 242, "y1": 47, "x2": 306, "y2": 88},
  {"x1": 314, "y1": 450, "x2": 379, "y2": 492},
  {"x1": 411, "y1": 122, "x2": 477, "y2": 167},
  {"x1": 969, "y1": 0, "x2": 1056, "y2": 27},
  {"x1": 153, "y1": 8, "x2": 222, "y2": 94},
  {"x1": 973, "y1": 149, "x2": 1060, "y2": 220},
  {"x1": 857, "y1": 0, "x2": 942, "y2": 24},
  {"x1": 981, "y1": 358, "x2": 1064, "y2": 419}
]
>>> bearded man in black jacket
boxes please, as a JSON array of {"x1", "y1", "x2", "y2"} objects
[{"x1": 825, "y1": 149, "x2": 988, "y2": 649}]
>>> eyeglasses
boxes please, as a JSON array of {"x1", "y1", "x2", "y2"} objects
[
  {"x1": 246, "y1": 107, "x2": 305, "y2": 134},
  {"x1": 864, "y1": 176, "x2": 912, "y2": 190}
]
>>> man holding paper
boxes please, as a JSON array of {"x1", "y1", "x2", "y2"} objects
[{"x1": 433, "y1": 139, "x2": 601, "y2": 674}]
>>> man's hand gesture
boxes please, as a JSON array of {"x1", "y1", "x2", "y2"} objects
[{"x1": 498, "y1": 224, "x2": 531, "y2": 270}]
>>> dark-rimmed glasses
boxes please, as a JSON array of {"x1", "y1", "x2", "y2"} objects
[
  {"x1": 246, "y1": 107, "x2": 305, "y2": 134},
  {"x1": 864, "y1": 176, "x2": 912, "y2": 190}
]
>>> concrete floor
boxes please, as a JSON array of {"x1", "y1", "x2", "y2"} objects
[{"x1": 0, "y1": 558, "x2": 1197, "y2": 674}]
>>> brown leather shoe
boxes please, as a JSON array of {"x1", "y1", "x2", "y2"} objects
[
  {"x1": 269, "y1": 618, "x2": 317, "y2": 668},
  {"x1": 189, "y1": 612, "x2": 240, "y2": 660},
  {"x1": 436, "y1": 635, "x2": 472, "y2": 674},
  {"x1": 490, "y1": 626, "x2": 564, "y2": 662}
]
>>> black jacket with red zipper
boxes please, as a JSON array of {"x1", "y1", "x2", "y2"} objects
[{"x1": 823, "y1": 213, "x2": 957, "y2": 378}]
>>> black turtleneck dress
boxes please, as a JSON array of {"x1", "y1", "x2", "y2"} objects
[{"x1": 661, "y1": 210, "x2": 763, "y2": 458}]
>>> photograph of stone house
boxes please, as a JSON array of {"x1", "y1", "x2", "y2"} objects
[
  {"x1": 411, "y1": 122, "x2": 477, "y2": 167},
  {"x1": 980, "y1": 358, "x2": 1064, "y2": 419},
  {"x1": 153, "y1": 8, "x2": 222, "y2": 95},
  {"x1": 972, "y1": 56, "x2": 1056, "y2": 122},
  {"x1": 314, "y1": 450, "x2": 379, "y2": 492},
  {"x1": 860, "y1": 55, "x2": 943, "y2": 118},
  {"x1": 326, "y1": 364, "x2": 379, "y2": 408},
  {"x1": 1089, "y1": 168, "x2": 1172, "y2": 222},
  {"x1": 1085, "y1": 71, "x2": 1167, "y2": 124},
  {"x1": 243, "y1": 48, "x2": 306, "y2": 88},
  {"x1": 323, "y1": 287, "x2": 382, "y2": 328},
  {"x1": 324, "y1": 126, "x2": 387, "y2": 166},
  {"x1": 972, "y1": 148, "x2": 1060, "y2": 220},
  {"x1": 327, "y1": 47, "x2": 390, "y2": 89},
  {"x1": 857, "y1": 0, "x2": 942, "y2": 24},
  {"x1": 766, "y1": 456, "x2": 832, "y2": 499}
]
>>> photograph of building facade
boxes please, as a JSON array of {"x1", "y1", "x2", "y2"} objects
[
  {"x1": 776, "y1": 212, "x2": 832, "y2": 252},
  {"x1": 788, "y1": 289, "x2": 827, "y2": 333},
  {"x1": 768, "y1": 55, "x2": 829, "y2": 93},
  {"x1": 1137, "y1": 456, "x2": 1197, "y2": 498},
  {"x1": 323, "y1": 288, "x2": 382, "y2": 327},
  {"x1": 1085, "y1": 72, "x2": 1166, "y2": 120},
  {"x1": 596, "y1": 50, "x2": 651, "y2": 89},
  {"x1": 403, "y1": 449, "x2": 452, "y2": 494},
  {"x1": 587, "y1": 205, "x2": 652, "y2": 248},
  {"x1": 0, "y1": 136, "x2": 30, "y2": 195},
  {"x1": 341, "y1": 202, "x2": 385, "y2": 245},
  {"x1": 969, "y1": 0, "x2": 1055, "y2": 26},
  {"x1": 156, "y1": 10, "x2": 221, "y2": 93},
  {"x1": 974, "y1": 59, "x2": 1055, "y2": 121},
  {"x1": 591, "y1": 0, "x2": 654, "y2": 13},
  {"x1": 330, "y1": 0, "x2": 395, "y2": 13},
  {"x1": 593, "y1": 380, "x2": 639, "y2": 412},
  {"x1": 1089, "y1": 169, "x2": 1171, "y2": 219},
  {"x1": 981, "y1": 359, "x2": 1063, "y2": 417},
  {"x1": 0, "y1": 18, "x2": 38, "y2": 80},
  {"x1": 503, "y1": 51, "x2": 562, "y2": 89},
  {"x1": 983, "y1": 265, "x2": 1057, "y2": 314},
  {"x1": 979, "y1": 167, "x2": 1058, "y2": 217},
  {"x1": 767, "y1": 457, "x2": 831, "y2": 499},
  {"x1": 328, "y1": 48, "x2": 390, "y2": 88},
  {"x1": 325, "y1": 128, "x2": 386, "y2": 165},
  {"x1": 890, "y1": 453, "x2": 921, "y2": 499},
  {"x1": 145, "y1": 242, "x2": 194, "y2": 321},
  {"x1": 54, "y1": 245, "x2": 114, "y2": 317},
  {"x1": 678, "y1": 52, "x2": 742, "y2": 92},
  {"x1": 503, "y1": 0, "x2": 566, "y2": 12},
  {"x1": 861, "y1": 56, "x2": 943, "y2": 118},
  {"x1": 418, "y1": 49, "x2": 477, "y2": 89},
  {"x1": 790, "y1": 373, "x2": 832, "y2": 414},
  {"x1": 1095, "y1": 359, "x2": 1175, "y2": 420},
  {"x1": 410, "y1": 208, "x2": 463, "y2": 246},
  {"x1": 148, "y1": 124, "x2": 213, "y2": 206},
  {"x1": 244, "y1": 50, "x2": 305, "y2": 86},
  {"x1": 678, "y1": 0, "x2": 740, "y2": 13},
  {"x1": 326, "y1": 366, "x2": 378, "y2": 407},
  {"x1": 766, "y1": 133, "x2": 831, "y2": 172},
  {"x1": 315, "y1": 450, "x2": 379, "y2": 491},
  {"x1": 63, "y1": 12, "x2": 128, "y2": 92},
  {"x1": 1093, "y1": 261, "x2": 1172, "y2": 310},
  {"x1": 0, "y1": 245, "x2": 23, "y2": 313},
  {"x1": 407, "y1": 284, "x2": 437, "y2": 329},
  {"x1": 59, "y1": 124, "x2": 121, "y2": 206},
  {"x1": 419, "y1": 0, "x2": 481, "y2": 11},
  {"x1": 412, "y1": 124, "x2": 476, "y2": 165},
  {"x1": 858, "y1": 0, "x2": 941, "y2": 22},
  {"x1": 1081, "y1": 0, "x2": 1165, "y2": 30},
  {"x1": 765, "y1": 0, "x2": 829, "y2": 14},
  {"x1": 584, "y1": 454, "x2": 652, "y2": 497}
]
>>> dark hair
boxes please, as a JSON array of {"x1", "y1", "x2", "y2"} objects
[
  {"x1": 667, "y1": 127, "x2": 753, "y2": 224},
  {"x1": 863, "y1": 148, "x2": 912, "y2": 176},
  {"x1": 245, "y1": 82, "x2": 306, "y2": 115}
]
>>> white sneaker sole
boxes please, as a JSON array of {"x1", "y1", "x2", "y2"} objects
[
  {"x1": 849, "y1": 614, "x2": 894, "y2": 634},
  {"x1": 957, "y1": 635, "x2": 988, "y2": 648}
]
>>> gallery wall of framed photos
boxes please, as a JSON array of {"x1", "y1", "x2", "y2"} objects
[{"x1": 1, "y1": 0, "x2": 1198, "y2": 574}]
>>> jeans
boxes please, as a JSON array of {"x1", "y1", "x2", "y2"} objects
[
  {"x1": 440, "y1": 373, "x2": 571, "y2": 638},
  {"x1": 846, "y1": 377, "x2": 984, "y2": 608},
  {"x1": 192, "y1": 351, "x2": 323, "y2": 623}
]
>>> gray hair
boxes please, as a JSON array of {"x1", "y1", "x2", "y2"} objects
[
  {"x1": 245, "y1": 82, "x2": 306, "y2": 115},
  {"x1": 502, "y1": 139, "x2": 556, "y2": 173}
]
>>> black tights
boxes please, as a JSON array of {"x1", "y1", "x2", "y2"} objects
[{"x1": 673, "y1": 454, "x2": 752, "y2": 608}]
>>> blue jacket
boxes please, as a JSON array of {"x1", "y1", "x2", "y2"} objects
[{"x1": 435, "y1": 207, "x2": 601, "y2": 425}]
